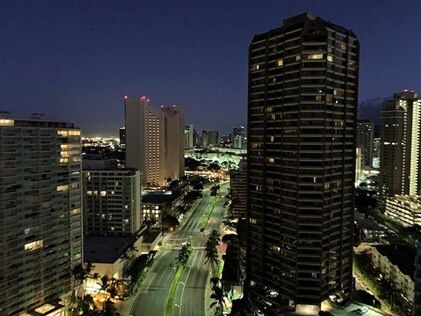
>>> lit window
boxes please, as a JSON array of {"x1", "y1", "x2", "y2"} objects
[
  {"x1": 57, "y1": 185, "x2": 69, "y2": 192},
  {"x1": 0, "y1": 119, "x2": 14, "y2": 126},
  {"x1": 24, "y1": 240, "x2": 43, "y2": 251},
  {"x1": 316, "y1": 95, "x2": 323, "y2": 101},
  {"x1": 87, "y1": 191, "x2": 92, "y2": 195},
  {"x1": 71, "y1": 208, "x2": 81, "y2": 215},
  {"x1": 295, "y1": 55, "x2": 301, "y2": 61},
  {"x1": 249, "y1": 218, "x2": 257, "y2": 224},
  {"x1": 276, "y1": 59, "x2": 283, "y2": 67},
  {"x1": 100, "y1": 191, "x2": 107, "y2": 197},
  {"x1": 306, "y1": 53, "x2": 323, "y2": 60},
  {"x1": 327, "y1": 55, "x2": 334, "y2": 63}
]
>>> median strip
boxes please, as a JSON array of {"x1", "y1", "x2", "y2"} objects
[
  {"x1": 165, "y1": 264, "x2": 185, "y2": 316},
  {"x1": 201, "y1": 197, "x2": 217, "y2": 231}
]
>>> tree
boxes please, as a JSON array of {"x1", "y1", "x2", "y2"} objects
[
  {"x1": 101, "y1": 274, "x2": 109, "y2": 291},
  {"x1": 209, "y1": 229, "x2": 221, "y2": 243},
  {"x1": 176, "y1": 243, "x2": 192, "y2": 266},
  {"x1": 210, "y1": 277, "x2": 225, "y2": 316},
  {"x1": 162, "y1": 214, "x2": 180, "y2": 231},
  {"x1": 205, "y1": 232, "x2": 220, "y2": 272},
  {"x1": 69, "y1": 295, "x2": 98, "y2": 316},
  {"x1": 222, "y1": 236, "x2": 244, "y2": 290},
  {"x1": 101, "y1": 298, "x2": 120, "y2": 316},
  {"x1": 229, "y1": 298, "x2": 249, "y2": 316}
]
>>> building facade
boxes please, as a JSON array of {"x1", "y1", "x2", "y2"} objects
[
  {"x1": 0, "y1": 115, "x2": 82, "y2": 315},
  {"x1": 230, "y1": 159, "x2": 247, "y2": 218},
  {"x1": 385, "y1": 195, "x2": 421, "y2": 227},
  {"x1": 379, "y1": 91, "x2": 421, "y2": 203},
  {"x1": 125, "y1": 97, "x2": 185, "y2": 187},
  {"x1": 357, "y1": 120, "x2": 374, "y2": 167},
  {"x1": 83, "y1": 168, "x2": 141, "y2": 236},
  {"x1": 233, "y1": 125, "x2": 246, "y2": 149},
  {"x1": 246, "y1": 13, "x2": 359, "y2": 313},
  {"x1": 125, "y1": 96, "x2": 165, "y2": 187},
  {"x1": 162, "y1": 106, "x2": 185, "y2": 182},
  {"x1": 202, "y1": 130, "x2": 219, "y2": 148},
  {"x1": 119, "y1": 126, "x2": 126, "y2": 147},
  {"x1": 356, "y1": 147, "x2": 363, "y2": 181},
  {"x1": 184, "y1": 124, "x2": 194, "y2": 149},
  {"x1": 372, "y1": 244, "x2": 415, "y2": 313}
]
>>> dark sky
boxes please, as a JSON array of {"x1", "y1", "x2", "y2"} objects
[{"x1": 1, "y1": 1, "x2": 420, "y2": 135}]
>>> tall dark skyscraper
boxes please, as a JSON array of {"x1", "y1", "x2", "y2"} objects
[{"x1": 246, "y1": 13, "x2": 359, "y2": 314}]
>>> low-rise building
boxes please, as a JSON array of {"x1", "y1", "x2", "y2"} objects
[
  {"x1": 372, "y1": 244, "x2": 416, "y2": 308},
  {"x1": 141, "y1": 181, "x2": 188, "y2": 223},
  {"x1": 385, "y1": 195, "x2": 421, "y2": 227},
  {"x1": 83, "y1": 227, "x2": 161, "y2": 280}
]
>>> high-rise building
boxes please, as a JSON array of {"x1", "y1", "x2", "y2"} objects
[
  {"x1": 83, "y1": 168, "x2": 141, "y2": 236},
  {"x1": 230, "y1": 158, "x2": 247, "y2": 218},
  {"x1": 184, "y1": 124, "x2": 194, "y2": 149},
  {"x1": 162, "y1": 106, "x2": 185, "y2": 182},
  {"x1": 119, "y1": 126, "x2": 126, "y2": 147},
  {"x1": 356, "y1": 147, "x2": 363, "y2": 181},
  {"x1": 357, "y1": 120, "x2": 374, "y2": 167},
  {"x1": 124, "y1": 96, "x2": 184, "y2": 187},
  {"x1": 246, "y1": 13, "x2": 359, "y2": 313},
  {"x1": 0, "y1": 114, "x2": 82, "y2": 315},
  {"x1": 379, "y1": 91, "x2": 421, "y2": 203},
  {"x1": 233, "y1": 125, "x2": 246, "y2": 149},
  {"x1": 208, "y1": 130, "x2": 219, "y2": 146},
  {"x1": 201, "y1": 130, "x2": 219, "y2": 147}
]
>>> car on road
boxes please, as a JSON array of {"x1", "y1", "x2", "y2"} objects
[
  {"x1": 329, "y1": 294, "x2": 339, "y2": 303},
  {"x1": 355, "y1": 306, "x2": 368, "y2": 314}
]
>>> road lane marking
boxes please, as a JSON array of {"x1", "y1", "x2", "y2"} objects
[{"x1": 178, "y1": 250, "x2": 205, "y2": 316}]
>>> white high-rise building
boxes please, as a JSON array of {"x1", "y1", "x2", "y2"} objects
[
  {"x1": 0, "y1": 114, "x2": 82, "y2": 315},
  {"x1": 379, "y1": 91, "x2": 421, "y2": 202},
  {"x1": 125, "y1": 96, "x2": 184, "y2": 187},
  {"x1": 125, "y1": 96, "x2": 165, "y2": 187}
]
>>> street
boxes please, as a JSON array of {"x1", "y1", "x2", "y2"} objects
[{"x1": 129, "y1": 183, "x2": 229, "y2": 316}]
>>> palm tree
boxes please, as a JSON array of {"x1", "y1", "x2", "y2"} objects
[
  {"x1": 210, "y1": 277, "x2": 225, "y2": 316},
  {"x1": 222, "y1": 236, "x2": 244, "y2": 292},
  {"x1": 209, "y1": 229, "x2": 221, "y2": 243},
  {"x1": 205, "y1": 230, "x2": 220, "y2": 273},
  {"x1": 176, "y1": 243, "x2": 191, "y2": 266}
]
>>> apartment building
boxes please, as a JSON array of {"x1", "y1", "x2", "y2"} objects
[{"x1": 0, "y1": 115, "x2": 82, "y2": 315}]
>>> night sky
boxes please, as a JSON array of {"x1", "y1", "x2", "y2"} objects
[{"x1": 1, "y1": 1, "x2": 420, "y2": 135}]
